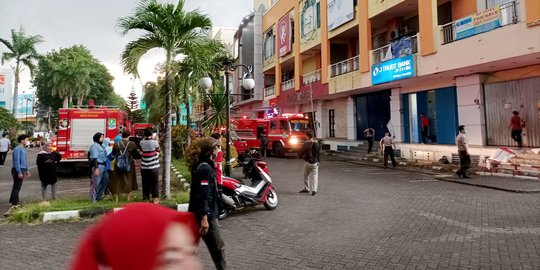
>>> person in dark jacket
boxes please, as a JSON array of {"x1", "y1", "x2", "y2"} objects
[
  {"x1": 188, "y1": 137, "x2": 226, "y2": 270},
  {"x1": 36, "y1": 141, "x2": 62, "y2": 200},
  {"x1": 299, "y1": 130, "x2": 320, "y2": 196}
]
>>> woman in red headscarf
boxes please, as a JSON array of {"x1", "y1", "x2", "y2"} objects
[{"x1": 70, "y1": 203, "x2": 202, "y2": 270}]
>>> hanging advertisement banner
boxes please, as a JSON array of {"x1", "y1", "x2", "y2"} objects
[
  {"x1": 0, "y1": 70, "x2": 13, "y2": 111},
  {"x1": 455, "y1": 5, "x2": 501, "y2": 40},
  {"x1": 278, "y1": 13, "x2": 292, "y2": 57},
  {"x1": 327, "y1": 0, "x2": 354, "y2": 31},
  {"x1": 371, "y1": 54, "x2": 415, "y2": 85}
]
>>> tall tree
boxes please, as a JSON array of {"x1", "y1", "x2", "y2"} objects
[
  {"x1": 127, "y1": 88, "x2": 139, "y2": 110},
  {"x1": 34, "y1": 46, "x2": 116, "y2": 117},
  {"x1": 118, "y1": 0, "x2": 212, "y2": 198},
  {"x1": 0, "y1": 26, "x2": 43, "y2": 114},
  {"x1": 171, "y1": 38, "x2": 229, "y2": 145}
]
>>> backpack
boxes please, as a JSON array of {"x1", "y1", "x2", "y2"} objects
[{"x1": 115, "y1": 141, "x2": 131, "y2": 173}]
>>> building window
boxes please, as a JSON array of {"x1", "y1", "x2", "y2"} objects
[
  {"x1": 486, "y1": 0, "x2": 507, "y2": 8},
  {"x1": 301, "y1": 0, "x2": 321, "y2": 37},
  {"x1": 264, "y1": 30, "x2": 275, "y2": 60},
  {"x1": 329, "y1": 109, "x2": 335, "y2": 138}
]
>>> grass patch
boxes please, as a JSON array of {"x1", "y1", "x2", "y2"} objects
[
  {"x1": 172, "y1": 158, "x2": 191, "y2": 183},
  {"x1": 8, "y1": 192, "x2": 190, "y2": 224}
]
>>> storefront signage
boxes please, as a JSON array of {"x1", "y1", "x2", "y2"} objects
[
  {"x1": 0, "y1": 75, "x2": 5, "y2": 85},
  {"x1": 455, "y1": 6, "x2": 501, "y2": 40},
  {"x1": 278, "y1": 13, "x2": 292, "y2": 57},
  {"x1": 371, "y1": 54, "x2": 415, "y2": 85}
]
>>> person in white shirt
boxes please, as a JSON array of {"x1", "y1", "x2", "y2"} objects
[
  {"x1": 379, "y1": 132, "x2": 397, "y2": 168},
  {"x1": 0, "y1": 133, "x2": 11, "y2": 167},
  {"x1": 455, "y1": 125, "x2": 471, "y2": 179}
]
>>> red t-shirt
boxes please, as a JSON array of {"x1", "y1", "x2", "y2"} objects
[
  {"x1": 214, "y1": 150, "x2": 223, "y2": 185},
  {"x1": 421, "y1": 116, "x2": 429, "y2": 127},
  {"x1": 510, "y1": 115, "x2": 522, "y2": 130}
]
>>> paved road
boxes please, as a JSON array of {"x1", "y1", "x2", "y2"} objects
[
  {"x1": 1, "y1": 157, "x2": 540, "y2": 269},
  {"x1": 0, "y1": 149, "x2": 91, "y2": 215}
]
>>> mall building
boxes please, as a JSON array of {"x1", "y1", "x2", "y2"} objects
[{"x1": 226, "y1": 0, "x2": 540, "y2": 161}]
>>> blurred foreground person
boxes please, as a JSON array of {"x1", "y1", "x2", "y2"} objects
[{"x1": 71, "y1": 203, "x2": 202, "y2": 270}]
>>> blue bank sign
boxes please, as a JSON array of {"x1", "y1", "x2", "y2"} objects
[{"x1": 371, "y1": 54, "x2": 415, "y2": 85}]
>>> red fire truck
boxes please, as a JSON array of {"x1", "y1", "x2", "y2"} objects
[
  {"x1": 235, "y1": 114, "x2": 311, "y2": 157},
  {"x1": 52, "y1": 106, "x2": 131, "y2": 169},
  {"x1": 132, "y1": 123, "x2": 153, "y2": 138}
]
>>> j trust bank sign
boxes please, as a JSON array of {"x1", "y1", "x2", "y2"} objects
[{"x1": 371, "y1": 54, "x2": 415, "y2": 85}]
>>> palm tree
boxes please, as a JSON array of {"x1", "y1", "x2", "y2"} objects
[
  {"x1": 119, "y1": 0, "x2": 212, "y2": 198},
  {"x1": 0, "y1": 26, "x2": 43, "y2": 114},
  {"x1": 172, "y1": 39, "x2": 229, "y2": 143},
  {"x1": 203, "y1": 83, "x2": 231, "y2": 131}
]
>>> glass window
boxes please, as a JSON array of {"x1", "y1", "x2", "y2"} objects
[
  {"x1": 289, "y1": 119, "x2": 309, "y2": 132},
  {"x1": 270, "y1": 121, "x2": 277, "y2": 130}
]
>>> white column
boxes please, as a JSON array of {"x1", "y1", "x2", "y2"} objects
[
  {"x1": 316, "y1": 100, "x2": 324, "y2": 138},
  {"x1": 253, "y1": 10, "x2": 264, "y2": 100},
  {"x1": 456, "y1": 74, "x2": 486, "y2": 146},
  {"x1": 347, "y1": 96, "x2": 356, "y2": 140},
  {"x1": 390, "y1": 88, "x2": 402, "y2": 142}
]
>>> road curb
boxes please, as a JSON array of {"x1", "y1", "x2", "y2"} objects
[
  {"x1": 40, "y1": 165, "x2": 191, "y2": 223},
  {"x1": 434, "y1": 177, "x2": 540, "y2": 193},
  {"x1": 337, "y1": 157, "x2": 540, "y2": 193},
  {"x1": 41, "y1": 203, "x2": 190, "y2": 222}
]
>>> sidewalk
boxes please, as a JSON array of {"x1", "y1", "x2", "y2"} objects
[
  {"x1": 435, "y1": 174, "x2": 540, "y2": 193},
  {"x1": 323, "y1": 153, "x2": 540, "y2": 193}
]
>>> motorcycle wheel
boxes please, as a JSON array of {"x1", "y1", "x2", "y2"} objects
[
  {"x1": 263, "y1": 189, "x2": 279, "y2": 210},
  {"x1": 218, "y1": 207, "x2": 232, "y2": 220}
]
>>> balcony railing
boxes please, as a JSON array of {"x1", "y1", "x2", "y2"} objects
[
  {"x1": 371, "y1": 35, "x2": 418, "y2": 65},
  {"x1": 264, "y1": 85, "x2": 276, "y2": 97},
  {"x1": 330, "y1": 55, "x2": 359, "y2": 77},
  {"x1": 302, "y1": 69, "x2": 321, "y2": 85},
  {"x1": 441, "y1": 0, "x2": 519, "y2": 45},
  {"x1": 281, "y1": 79, "x2": 295, "y2": 91}
]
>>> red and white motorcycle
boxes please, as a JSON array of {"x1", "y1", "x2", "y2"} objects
[{"x1": 218, "y1": 155, "x2": 278, "y2": 219}]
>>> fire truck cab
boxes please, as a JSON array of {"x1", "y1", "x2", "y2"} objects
[
  {"x1": 52, "y1": 107, "x2": 130, "y2": 169},
  {"x1": 235, "y1": 114, "x2": 311, "y2": 157}
]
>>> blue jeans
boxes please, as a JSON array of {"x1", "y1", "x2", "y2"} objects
[{"x1": 90, "y1": 165, "x2": 109, "y2": 202}]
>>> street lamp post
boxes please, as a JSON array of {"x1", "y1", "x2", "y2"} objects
[{"x1": 200, "y1": 60, "x2": 255, "y2": 176}]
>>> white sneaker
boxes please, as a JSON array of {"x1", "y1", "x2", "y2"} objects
[{"x1": 0, "y1": 165, "x2": 4, "y2": 168}]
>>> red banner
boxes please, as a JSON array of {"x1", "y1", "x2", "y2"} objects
[{"x1": 278, "y1": 13, "x2": 291, "y2": 57}]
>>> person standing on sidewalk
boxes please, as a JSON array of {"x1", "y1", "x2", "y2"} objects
[
  {"x1": 6, "y1": 135, "x2": 30, "y2": 215},
  {"x1": 509, "y1": 111, "x2": 523, "y2": 148},
  {"x1": 36, "y1": 141, "x2": 61, "y2": 201},
  {"x1": 0, "y1": 132, "x2": 11, "y2": 167},
  {"x1": 89, "y1": 132, "x2": 109, "y2": 203},
  {"x1": 140, "y1": 128, "x2": 160, "y2": 204},
  {"x1": 299, "y1": 130, "x2": 320, "y2": 196},
  {"x1": 363, "y1": 126, "x2": 375, "y2": 154},
  {"x1": 455, "y1": 125, "x2": 471, "y2": 179},
  {"x1": 188, "y1": 137, "x2": 226, "y2": 270},
  {"x1": 380, "y1": 132, "x2": 397, "y2": 168},
  {"x1": 421, "y1": 113, "x2": 429, "y2": 143}
]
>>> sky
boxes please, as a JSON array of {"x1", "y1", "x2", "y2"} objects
[{"x1": 0, "y1": 0, "x2": 253, "y2": 99}]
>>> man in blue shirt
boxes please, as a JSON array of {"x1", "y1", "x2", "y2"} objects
[
  {"x1": 89, "y1": 132, "x2": 109, "y2": 203},
  {"x1": 7, "y1": 135, "x2": 30, "y2": 212}
]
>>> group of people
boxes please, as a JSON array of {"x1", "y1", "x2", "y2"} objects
[
  {"x1": 89, "y1": 128, "x2": 161, "y2": 204},
  {"x1": 4, "y1": 134, "x2": 62, "y2": 216}
]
